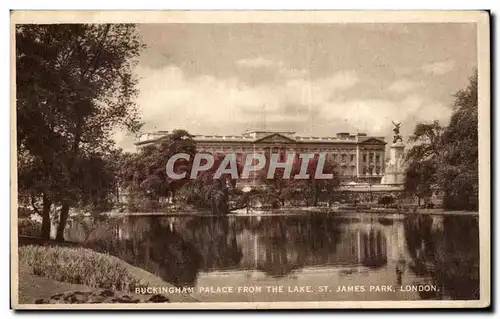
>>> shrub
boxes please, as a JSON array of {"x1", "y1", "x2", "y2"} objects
[
  {"x1": 128, "y1": 195, "x2": 160, "y2": 212},
  {"x1": 18, "y1": 219, "x2": 42, "y2": 237},
  {"x1": 378, "y1": 195, "x2": 395, "y2": 207},
  {"x1": 18, "y1": 207, "x2": 34, "y2": 218},
  {"x1": 19, "y1": 245, "x2": 149, "y2": 292}
]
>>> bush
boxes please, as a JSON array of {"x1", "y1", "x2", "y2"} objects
[
  {"x1": 378, "y1": 195, "x2": 395, "y2": 207},
  {"x1": 18, "y1": 207, "x2": 34, "y2": 218},
  {"x1": 18, "y1": 219, "x2": 42, "y2": 237},
  {"x1": 128, "y1": 195, "x2": 161, "y2": 212},
  {"x1": 19, "y1": 245, "x2": 149, "y2": 292}
]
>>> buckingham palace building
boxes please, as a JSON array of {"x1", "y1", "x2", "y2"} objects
[{"x1": 135, "y1": 129, "x2": 387, "y2": 184}]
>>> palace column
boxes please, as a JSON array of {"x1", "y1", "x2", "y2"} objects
[{"x1": 356, "y1": 145, "x2": 360, "y2": 178}]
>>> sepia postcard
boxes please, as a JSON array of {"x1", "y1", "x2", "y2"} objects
[{"x1": 10, "y1": 10, "x2": 490, "y2": 310}]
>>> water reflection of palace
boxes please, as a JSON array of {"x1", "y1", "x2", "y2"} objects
[
  {"x1": 65, "y1": 214, "x2": 479, "y2": 300},
  {"x1": 235, "y1": 218, "x2": 393, "y2": 275}
]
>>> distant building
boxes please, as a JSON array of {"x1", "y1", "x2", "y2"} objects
[{"x1": 135, "y1": 129, "x2": 387, "y2": 184}]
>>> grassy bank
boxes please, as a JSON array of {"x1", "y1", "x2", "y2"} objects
[
  {"x1": 19, "y1": 245, "x2": 149, "y2": 292},
  {"x1": 18, "y1": 245, "x2": 198, "y2": 304}
]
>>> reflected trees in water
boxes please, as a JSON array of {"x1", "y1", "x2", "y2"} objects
[
  {"x1": 66, "y1": 213, "x2": 478, "y2": 301},
  {"x1": 403, "y1": 215, "x2": 479, "y2": 300},
  {"x1": 81, "y1": 216, "x2": 203, "y2": 288}
]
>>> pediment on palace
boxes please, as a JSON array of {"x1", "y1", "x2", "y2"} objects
[
  {"x1": 254, "y1": 133, "x2": 296, "y2": 144},
  {"x1": 359, "y1": 137, "x2": 387, "y2": 145}
]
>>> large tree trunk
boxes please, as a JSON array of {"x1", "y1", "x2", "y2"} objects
[
  {"x1": 56, "y1": 202, "x2": 70, "y2": 241},
  {"x1": 41, "y1": 193, "x2": 52, "y2": 240},
  {"x1": 56, "y1": 98, "x2": 83, "y2": 241}
]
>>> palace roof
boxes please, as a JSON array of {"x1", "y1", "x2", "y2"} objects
[{"x1": 135, "y1": 130, "x2": 386, "y2": 146}]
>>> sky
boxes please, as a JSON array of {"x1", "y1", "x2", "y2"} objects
[{"x1": 114, "y1": 23, "x2": 477, "y2": 152}]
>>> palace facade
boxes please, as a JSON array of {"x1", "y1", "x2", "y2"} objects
[{"x1": 135, "y1": 130, "x2": 387, "y2": 184}]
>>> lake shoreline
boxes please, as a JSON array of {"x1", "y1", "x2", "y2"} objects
[{"x1": 105, "y1": 208, "x2": 478, "y2": 218}]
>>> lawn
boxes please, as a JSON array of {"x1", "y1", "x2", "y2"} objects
[
  {"x1": 17, "y1": 245, "x2": 198, "y2": 304},
  {"x1": 19, "y1": 245, "x2": 148, "y2": 291}
]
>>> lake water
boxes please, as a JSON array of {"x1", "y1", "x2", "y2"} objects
[{"x1": 65, "y1": 213, "x2": 479, "y2": 302}]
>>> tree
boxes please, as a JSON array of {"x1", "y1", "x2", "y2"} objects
[
  {"x1": 74, "y1": 150, "x2": 122, "y2": 214},
  {"x1": 439, "y1": 73, "x2": 478, "y2": 210},
  {"x1": 256, "y1": 153, "x2": 296, "y2": 208},
  {"x1": 403, "y1": 120, "x2": 443, "y2": 205},
  {"x1": 404, "y1": 160, "x2": 437, "y2": 206},
  {"x1": 257, "y1": 153, "x2": 340, "y2": 207},
  {"x1": 378, "y1": 195, "x2": 395, "y2": 207},
  {"x1": 405, "y1": 120, "x2": 444, "y2": 162},
  {"x1": 295, "y1": 156, "x2": 340, "y2": 207},
  {"x1": 177, "y1": 153, "x2": 245, "y2": 214},
  {"x1": 404, "y1": 72, "x2": 478, "y2": 211},
  {"x1": 16, "y1": 24, "x2": 144, "y2": 240},
  {"x1": 120, "y1": 130, "x2": 197, "y2": 210}
]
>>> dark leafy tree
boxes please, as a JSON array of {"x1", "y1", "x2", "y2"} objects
[
  {"x1": 404, "y1": 160, "x2": 437, "y2": 206},
  {"x1": 16, "y1": 24, "x2": 144, "y2": 240},
  {"x1": 120, "y1": 129, "x2": 197, "y2": 210},
  {"x1": 256, "y1": 154, "x2": 340, "y2": 207},
  {"x1": 404, "y1": 72, "x2": 478, "y2": 211},
  {"x1": 439, "y1": 74, "x2": 478, "y2": 210},
  {"x1": 177, "y1": 153, "x2": 245, "y2": 214},
  {"x1": 378, "y1": 195, "x2": 395, "y2": 207},
  {"x1": 406, "y1": 121, "x2": 443, "y2": 162}
]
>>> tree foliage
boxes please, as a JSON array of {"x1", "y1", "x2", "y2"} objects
[
  {"x1": 378, "y1": 195, "x2": 395, "y2": 207},
  {"x1": 16, "y1": 24, "x2": 144, "y2": 239},
  {"x1": 406, "y1": 121, "x2": 444, "y2": 162},
  {"x1": 439, "y1": 74, "x2": 478, "y2": 210},
  {"x1": 120, "y1": 130, "x2": 197, "y2": 209},
  {"x1": 176, "y1": 153, "x2": 245, "y2": 214},
  {"x1": 256, "y1": 154, "x2": 340, "y2": 207},
  {"x1": 404, "y1": 159, "x2": 437, "y2": 206},
  {"x1": 404, "y1": 73, "x2": 478, "y2": 211}
]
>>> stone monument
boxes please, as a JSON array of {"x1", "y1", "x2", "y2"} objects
[{"x1": 381, "y1": 122, "x2": 406, "y2": 185}]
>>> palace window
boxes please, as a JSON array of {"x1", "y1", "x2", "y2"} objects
[
  {"x1": 363, "y1": 154, "x2": 367, "y2": 162},
  {"x1": 376, "y1": 154, "x2": 380, "y2": 163},
  {"x1": 341, "y1": 154, "x2": 347, "y2": 162},
  {"x1": 350, "y1": 154, "x2": 355, "y2": 162}
]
